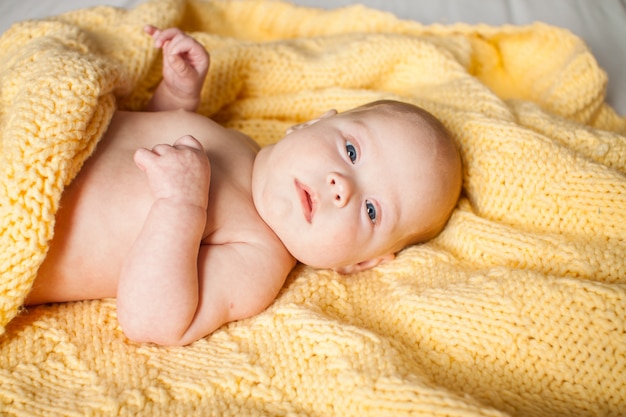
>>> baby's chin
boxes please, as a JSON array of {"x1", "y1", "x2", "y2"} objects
[
  {"x1": 287, "y1": 245, "x2": 347, "y2": 271},
  {"x1": 276, "y1": 230, "x2": 363, "y2": 271},
  {"x1": 292, "y1": 254, "x2": 340, "y2": 271}
]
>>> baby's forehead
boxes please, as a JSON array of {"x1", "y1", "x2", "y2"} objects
[
  {"x1": 350, "y1": 104, "x2": 433, "y2": 131},
  {"x1": 349, "y1": 101, "x2": 426, "y2": 119},
  {"x1": 356, "y1": 108, "x2": 437, "y2": 149}
]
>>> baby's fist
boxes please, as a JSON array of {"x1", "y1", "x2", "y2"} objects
[
  {"x1": 145, "y1": 25, "x2": 210, "y2": 110},
  {"x1": 134, "y1": 135, "x2": 211, "y2": 209}
]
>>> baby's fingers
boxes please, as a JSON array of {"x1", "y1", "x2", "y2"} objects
[
  {"x1": 173, "y1": 135, "x2": 203, "y2": 151},
  {"x1": 133, "y1": 144, "x2": 176, "y2": 171},
  {"x1": 133, "y1": 147, "x2": 157, "y2": 172},
  {"x1": 133, "y1": 148, "x2": 154, "y2": 172},
  {"x1": 145, "y1": 26, "x2": 185, "y2": 49},
  {"x1": 144, "y1": 24, "x2": 158, "y2": 36}
]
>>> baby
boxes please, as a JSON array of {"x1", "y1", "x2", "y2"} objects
[{"x1": 25, "y1": 26, "x2": 463, "y2": 346}]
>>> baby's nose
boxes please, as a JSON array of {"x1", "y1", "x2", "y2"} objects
[{"x1": 327, "y1": 172, "x2": 354, "y2": 208}]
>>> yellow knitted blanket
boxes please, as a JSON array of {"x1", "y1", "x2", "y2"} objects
[{"x1": 1, "y1": 0, "x2": 625, "y2": 415}]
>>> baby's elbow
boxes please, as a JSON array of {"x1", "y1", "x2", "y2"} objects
[
  {"x1": 117, "y1": 309, "x2": 194, "y2": 346},
  {"x1": 119, "y1": 323, "x2": 152, "y2": 345},
  {"x1": 120, "y1": 322, "x2": 192, "y2": 346}
]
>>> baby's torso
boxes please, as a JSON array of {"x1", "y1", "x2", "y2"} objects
[{"x1": 28, "y1": 110, "x2": 286, "y2": 303}]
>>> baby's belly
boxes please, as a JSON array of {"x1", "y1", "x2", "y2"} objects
[{"x1": 29, "y1": 120, "x2": 156, "y2": 303}]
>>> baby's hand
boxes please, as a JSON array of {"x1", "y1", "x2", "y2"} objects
[
  {"x1": 134, "y1": 135, "x2": 211, "y2": 210},
  {"x1": 145, "y1": 25, "x2": 210, "y2": 111}
]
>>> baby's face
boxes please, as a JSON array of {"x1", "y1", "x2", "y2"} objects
[{"x1": 252, "y1": 106, "x2": 456, "y2": 271}]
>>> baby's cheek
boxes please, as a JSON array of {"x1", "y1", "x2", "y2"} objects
[{"x1": 322, "y1": 227, "x2": 359, "y2": 257}]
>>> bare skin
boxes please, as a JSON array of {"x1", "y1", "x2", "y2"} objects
[
  {"x1": 27, "y1": 108, "x2": 295, "y2": 345},
  {"x1": 26, "y1": 27, "x2": 295, "y2": 346},
  {"x1": 25, "y1": 26, "x2": 463, "y2": 346}
]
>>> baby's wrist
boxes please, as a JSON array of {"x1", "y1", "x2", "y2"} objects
[
  {"x1": 148, "y1": 83, "x2": 200, "y2": 112},
  {"x1": 153, "y1": 196, "x2": 208, "y2": 216},
  {"x1": 167, "y1": 82, "x2": 201, "y2": 111}
]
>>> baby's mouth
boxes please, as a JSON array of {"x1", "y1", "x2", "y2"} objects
[{"x1": 295, "y1": 180, "x2": 316, "y2": 223}]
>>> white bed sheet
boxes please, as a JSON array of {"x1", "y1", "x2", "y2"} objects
[{"x1": 1, "y1": 0, "x2": 625, "y2": 115}]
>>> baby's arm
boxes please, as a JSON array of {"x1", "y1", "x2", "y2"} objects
[
  {"x1": 116, "y1": 136, "x2": 289, "y2": 345},
  {"x1": 144, "y1": 26, "x2": 210, "y2": 112},
  {"x1": 116, "y1": 135, "x2": 210, "y2": 345}
]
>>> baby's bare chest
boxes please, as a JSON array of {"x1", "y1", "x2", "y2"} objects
[
  {"x1": 88, "y1": 111, "x2": 262, "y2": 244},
  {"x1": 44, "y1": 111, "x2": 265, "y2": 284}
]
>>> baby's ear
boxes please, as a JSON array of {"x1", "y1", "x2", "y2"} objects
[
  {"x1": 286, "y1": 109, "x2": 337, "y2": 134},
  {"x1": 334, "y1": 253, "x2": 395, "y2": 275}
]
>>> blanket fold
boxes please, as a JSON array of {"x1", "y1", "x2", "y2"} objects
[{"x1": 1, "y1": 1, "x2": 624, "y2": 416}]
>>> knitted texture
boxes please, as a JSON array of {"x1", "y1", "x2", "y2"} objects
[{"x1": 1, "y1": 0, "x2": 625, "y2": 415}]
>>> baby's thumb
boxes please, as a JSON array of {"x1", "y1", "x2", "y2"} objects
[{"x1": 167, "y1": 52, "x2": 189, "y2": 75}]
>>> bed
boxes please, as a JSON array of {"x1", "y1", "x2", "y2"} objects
[{"x1": 0, "y1": 1, "x2": 624, "y2": 416}]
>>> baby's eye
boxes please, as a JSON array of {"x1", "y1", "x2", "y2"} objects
[
  {"x1": 345, "y1": 141, "x2": 357, "y2": 164},
  {"x1": 365, "y1": 200, "x2": 377, "y2": 223}
]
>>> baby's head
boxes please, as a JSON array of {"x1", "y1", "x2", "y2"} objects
[{"x1": 252, "y1": 100, "x2": 462, "y2": 273}]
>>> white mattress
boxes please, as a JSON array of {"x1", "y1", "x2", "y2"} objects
[{"x1": 1, "y1": 0, "x2": 625, "y2": 115}]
